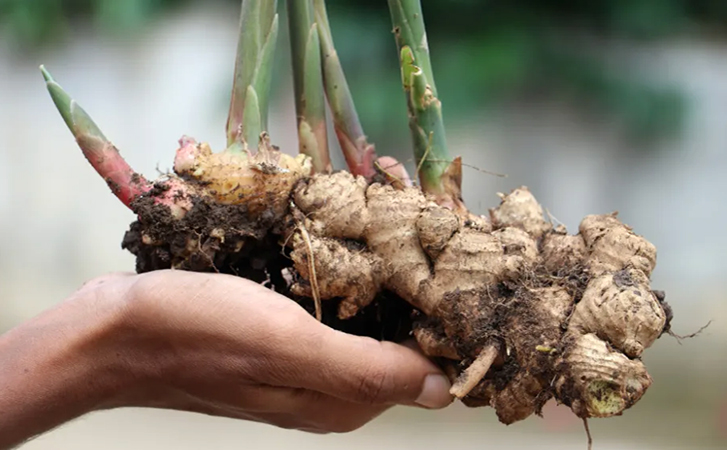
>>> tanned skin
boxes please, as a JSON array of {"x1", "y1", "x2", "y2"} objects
[{"x1": 0, "y1": 271, "x2": 452, "y2": 449}]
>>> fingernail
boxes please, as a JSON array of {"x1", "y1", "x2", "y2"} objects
[{"x1": 415, "y1": 374, "x2": 453, "y2": 409}]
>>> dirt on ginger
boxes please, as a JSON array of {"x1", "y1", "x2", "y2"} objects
[
  {"x1": 117, "y1": 138, "x2": 672, "y2": 426},
  {"x1": 40, "y1": 0, "x2": 675, "y2": 437}
]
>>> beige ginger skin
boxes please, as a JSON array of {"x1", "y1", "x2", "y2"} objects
[{"x1": 123, "y1": 141, "x2": 670, "y2": 425}]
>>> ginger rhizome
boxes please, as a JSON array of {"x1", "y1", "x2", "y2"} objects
[
  {"x1": 40, "y1": 0, "x2": 673, "y2": 434},
  {"x1": 113, "y1": 131, "x2": 670, "y2": 424}
]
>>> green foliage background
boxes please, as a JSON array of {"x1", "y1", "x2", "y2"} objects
[{"x1": 4, "y1": 0, "x2": 725, "y2": 142}]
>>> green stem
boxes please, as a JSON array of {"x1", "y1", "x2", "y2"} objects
[
  {"x1": 388, "y1": 0, "x2": 437, "y2": 97},
  {"x1": 226, "y1": 0, "x2": 279, "y2": 153},
  {"x1": 312, "y1": 0, "x2": 376, "y2": 180},
  {"x1": 288, "y1": 0, "x2": 331, "y2": 173},
  {"x1": 388, "y1": 0, "x2": 452, "y2": 197}
]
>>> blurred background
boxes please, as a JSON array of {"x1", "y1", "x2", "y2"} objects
[{"x1": 0, "y1": 0, "x2": 725, "y2": 448}]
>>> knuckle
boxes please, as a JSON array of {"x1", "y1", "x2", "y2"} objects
[
  {"x1": 353, "y1": 354, "x2": 396, "y2": 404},
  {"x1": 125, "y1": 270, "x2": 162, "y2": 301},
  {"x1": 250, "y1": 315, "x2": 324, "y2": 384},
  {"x1": 74, "y1": 272, "x2": 132, "y2": 297},
  {"x1": 267, "y1": 312, "x2": 319, "y2": 353},
  {"x1": 123, "y1": 271, "x2": 178, "y2": 323}
]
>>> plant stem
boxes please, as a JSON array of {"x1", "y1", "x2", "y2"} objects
[
  {"x1": 288, "y1": 0, "x2": 331, "y2": 173},
  {"x1": 388, "y1": 0, "x2": 454, "y2": 200},
  {"x1": 312, "y1": 0, "x2": 377, "y2": 180},
  {"x1": 226, "y1": 0, "x2": 279, "y2": 153},
  {"x1": 388, "y1": 0, "x2": 437, "y2": 97},
  {"x1": 41, "y1": 66, "x2": 150, "y2": 208}
]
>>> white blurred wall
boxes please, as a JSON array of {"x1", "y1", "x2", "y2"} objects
[{"x1": 0, "y1": 3, "x2": 725, "y2": 449}]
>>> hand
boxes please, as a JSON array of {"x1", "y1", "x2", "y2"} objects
[{"x1": 0, "y1": 271, "x2": 452, "y2": 449}]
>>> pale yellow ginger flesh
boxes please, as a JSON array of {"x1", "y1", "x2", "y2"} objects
[
  {"x1": 173, "y1": 135, "x2": 312, "y2": 217},
  {"x1": 555, "y1": 333, "x2": 652, "y2": 418}
]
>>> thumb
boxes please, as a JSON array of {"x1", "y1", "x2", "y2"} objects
[{"x1": 291, "y1": 326, "x2": 453, "y2": 409}]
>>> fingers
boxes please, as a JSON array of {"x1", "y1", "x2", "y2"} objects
[
  {"x1": 277, "y1": 326, "x2": 453, "y2": 409},
  {"x1": 169, "y1": 384, "x2": 392, "y2": 434},
  {"x1": 238, "y1": 385, "x2": 391, "y2": 433},
  {"x1": 121, "y1": 271, "x2": 453, "y2": 411}
]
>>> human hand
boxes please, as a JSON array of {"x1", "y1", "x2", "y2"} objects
[
  {"x1": 0, "y1": 270, "x2": 452, "y2": 448},
  {"x1": 114, "y1": 270, "x2": 453, "y2": 430}
]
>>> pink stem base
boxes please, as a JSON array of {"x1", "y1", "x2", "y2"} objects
[{"x1": 77, "y1": 135, "x2": 151, "y2": 208}]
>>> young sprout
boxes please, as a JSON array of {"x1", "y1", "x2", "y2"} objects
[
  {"x1": 41, "y1": 66, "x2": 151, "y2": 208},
  {"x1": 226, "y1": 0, "x2": 280, "y2": 153},
  {"x1": 288, "y1": 0, "x2": 331, "y2": 173}
]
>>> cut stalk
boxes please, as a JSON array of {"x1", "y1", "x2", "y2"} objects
[
  {"x1": 312, "y1": 0, "x2": 377, "y2": 180},
  {"x1": 41, "y1": 66, "x2": 151, "y2": 208},
  {"x1": 288, "y1": 0, "x2": 331, "y2": 173},
  {"x1": 226, "y1": 0, "x2": 280, "y2": 153},
  {"x1": 389, "y1": 0, "x2": 456, "y2": 204}
]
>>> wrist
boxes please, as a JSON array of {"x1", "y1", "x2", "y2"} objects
[
  {"x1": 0, "y1": 280, "x2": 146, "y2": 447},
  {"x1": 66, "y1": 279, "x2": 167, "y2": 411}
]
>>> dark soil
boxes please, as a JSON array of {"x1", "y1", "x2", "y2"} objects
[
  {"x1": 121, "y1": 186, "x2": 414, "y2": 342},
  {"x1": 121, "y1": 180, "x2": 672, "y2": 425}
]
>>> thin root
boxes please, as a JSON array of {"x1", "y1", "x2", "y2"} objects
[
  {"x1": 376, "y1": 159, "x2": 409, "y2": 173},
  {"x1": 376, "y1": 153, "x2": 507, "y2": 184},
  {"x1": 668, "y1": 320, "x2": 712, "y2": 344},
  {"x1": 545, "y1": 208, "x2": 564, "y2": 227},
  {"x1": 426, "y1": 159, "x2": 507, "y2": 178},
  {"x1": 195, "y1": 231, "x2": 219, "y2": 274},
  {"x1": 373, "y1": 159, "x2": 407, "y2": 189},
  {"x1": 583, "y1": 418, "x2": 593, "y2": 450},
  {"x1": 292, "y1": 203, "x2": 322, "y2": 322},
  {"x1": 415, "y1": 132, "x2": 435, "y2": 181},
  {"x1": 450, "y1": 344, "x2": 500, "y2": 398}
]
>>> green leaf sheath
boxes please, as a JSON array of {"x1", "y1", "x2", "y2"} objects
[
  {"x1": 313, "y1": 0, "x2": 376, "y2": 180},
  {"x1": 226, "y1": 0, "x2": 279, "y2": 152},
  {"x1": 389, "y1": 0, "x2": 437, "y2": 96},
  {"x1": 41, "y1": 66, "x2": 150, "y2": 207},
  {"x1": 389, "y1": 1, "x2": 450, "y2": 195},
  {"x1": 288, "y1": 0, "x2": 330, "y2": 173}
]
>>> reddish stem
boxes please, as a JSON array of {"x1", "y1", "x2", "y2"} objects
[
  {"x1": 76, "y1": 136, "x2": 151, "y2": 208},
  {"x1": 41, "y1": 66, "x2": 151, "y2": 209}
]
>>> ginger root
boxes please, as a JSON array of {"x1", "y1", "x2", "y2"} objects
[{"x1": 121, "y1": 140, "x2": 671, "y2": 425}]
